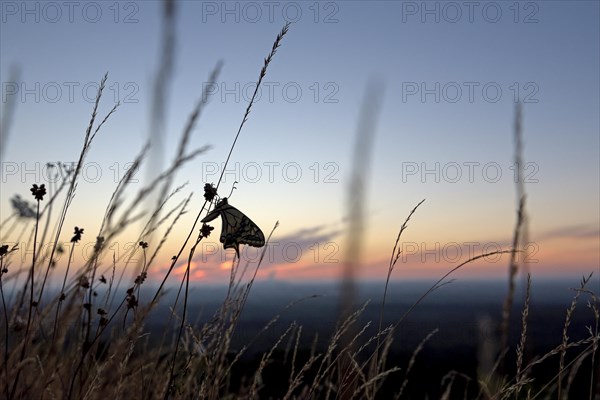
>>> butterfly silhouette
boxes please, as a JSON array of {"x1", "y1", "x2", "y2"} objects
[{"x1": 201, "y1": 197, "x2": 265, "y2": 258}]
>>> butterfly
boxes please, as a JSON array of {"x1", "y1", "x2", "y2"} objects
[{"x1": 201, "y1": 197, "x2": 265, "y2": 258}]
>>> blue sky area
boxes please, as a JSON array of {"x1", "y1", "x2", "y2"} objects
[{"x1": 0, "y1": 1, "x2": 598, "y2": 284}]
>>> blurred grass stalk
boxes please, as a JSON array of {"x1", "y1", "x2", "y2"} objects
[{"x1": 338, "y1": 77, "x2": 384, "y2": 399}]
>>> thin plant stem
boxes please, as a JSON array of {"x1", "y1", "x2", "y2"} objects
[
  {"x1": 37, "y1": 74, "x2": 117, "y2": 308},
  {"x1": 164, "y1": 249, "x2": 192, "y2": 399},
  {"x1": 52, "y1": 241, "x2": 77, "y2": 344},
  {"x1": 215, "y1": 22, "x2": 290, "y2": 193},
  {"x1": 377, "y1": 199, "x2": 425, "y2": 359},
  {"x1": 558, "y1": 273, "x2": 592, "y2": 398},
  {"x1": 515, "y1": 273, "x2": 532, "y2": 398},
  {"x1": 0, "y1": 255, "x2": 9, "y2": 399},
  {"x1": 500, "y1": 103, "x2": 527, "y2": 372},
  {"x1": 9, "y1": 197, "x2": 40, "y2": 400}
]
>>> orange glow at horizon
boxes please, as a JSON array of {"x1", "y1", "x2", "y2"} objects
[
  {"x1": 141, "y1": 232, "x2": 598, "y2": 284},
  {"x1": 0, "y1": 214, "x2": 596, "y2": 288}
]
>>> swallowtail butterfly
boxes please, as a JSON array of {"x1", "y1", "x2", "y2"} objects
[{"x1": 201, "y1": 198, "x2": 265, "y2": 257}]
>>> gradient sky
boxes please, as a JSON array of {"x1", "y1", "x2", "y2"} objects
[{"x1": 1, "y1": 1, "x2": 598, "y2": 286}]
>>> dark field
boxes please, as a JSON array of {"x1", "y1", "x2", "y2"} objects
[{"x1": 136, "y1": 279, "x2": 597, "y2": 398}]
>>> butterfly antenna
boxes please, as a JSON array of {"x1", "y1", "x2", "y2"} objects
[{"x1": 228, "y1": 181, "x2": 238, "y2": 199}]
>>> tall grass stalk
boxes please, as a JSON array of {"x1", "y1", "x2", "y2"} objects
[
  {"x1": 558, "y1": 273, "x2": 593, "y2": 398},
  {"x1": 500, "y1": 102, "x2": 526, "y2": 365},
  {"x1": 52, "y1": 228, "x2": 79, "y2": 344},
  {"x1": 215, "y1": 22, "x2": 290, "y2": 193},
  {"x1": 0, "y1": 248, "x2": 10, "y2": 400},
  {"x1": 162, "y1": 24, "x2": 290, "y2": 397},
  {"x1": 377, "y1": 199, "x2": 425, "y2": 355},
  {"x1": 8, "y1": 186, "x2": 43, "y2": 400},
  {"x1": 515, "y1": 273, "x2": 532, "y2": 397},
  {"x1": 587, "y1": 290, "x2": 599, "y2": 399},
  {"x1": 37, "y1": 74, "x2": 119, "y2": 308}
]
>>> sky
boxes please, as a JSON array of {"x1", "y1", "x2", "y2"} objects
[{"x1": 0, "y1": 1, "x2": 598, "y2": 287}]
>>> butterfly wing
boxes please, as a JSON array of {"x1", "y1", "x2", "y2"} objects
[
  {"x1": 201, "y1": 201, "x2": 265, "y2": 257},
  {"x1": 220, "y1": 205, "x2": 265, "y2": 257},
  {"x1": 201, "y1": 207, "x2": 222, "y2": 223}
]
